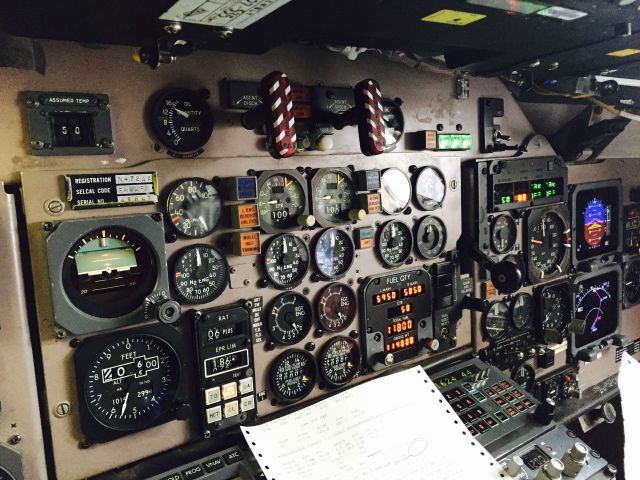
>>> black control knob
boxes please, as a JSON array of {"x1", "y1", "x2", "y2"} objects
[
  {"x1": 603, "y1": 464, "x2": 618, "y2": 478},
  {"x1": 589, "y1": 402, "x2": 617, "y2": 425},
  {"x1": 533, "y1": 397, "x2": 556, "y2": 425},
  {"x1": 576, "y1": 348, "x2": 598, "y2": 363},
  {"x1": 173, "y1": 401, "x2": 192, "y2": 421},
  {"x1": 490, "y1": 259, "x2": 523, "y2": 294}
]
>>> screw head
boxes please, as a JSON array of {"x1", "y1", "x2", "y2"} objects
[
  {"x1": 164, "y1": 22, "x2": 182, "y2": 34},
  {"x1": 45, "y1": 198, "x2": 65, "y2": 216},
  {"x1": 8, "y1": 435, "x2": 21, "y2": 445},
  {"x1": 54, "y1": 401, "x2": 71, "y2": 418}
]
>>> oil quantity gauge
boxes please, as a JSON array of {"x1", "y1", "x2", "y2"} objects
[
  {"x1": 166, "y1": 178, "x2": 222, "y2": 238},
  {"x1": 414, "y1": 167, "x2": 446, "y2": 211},
  {"x1": 377, "y1": 221, "x2": 413, "y2": 267},
  {"x1": 150, "y1": 88, "x2": 214, "y2": 157},
  {"x1": 257, "y1": 171, "x2": 308, "y2": 231},
  {"x1": 269, "y1": 349, "x2": 317, "y2": 403},
  {"x1": 311, "y1": 169, "x2": 356, "y2": 225},
  {"x1": 482, "y1": 301, "x2": 509, "y2": 340},
  {"x1": 267, "y1": 293, "x2": 312, "y2": 345},
  {"x1": 317, "y1": 283, "x2": 357, "y2": 332},
  {"x1": 318, "y1": 336, "x2": 361, "y2": 387},
  {"x1": 263, "y1": 234, "x2": 310, "y2": 289},
  {"x1": 314, "y1": 228, "x2": 354, "y2": 279},
  {"x1": 414, "y1": 216, "x2": 446, "y2": 259},
  {"x1": 491, "y1": 215, "x2": 517, "y2": 254},
  {"x1": 172, "y1": 245, "x2": 229, "y2": 304}
]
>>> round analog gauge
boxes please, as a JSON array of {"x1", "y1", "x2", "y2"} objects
[
  {"x1": 539, "y1": 285, "x2": 571, "y2": 341},
  {"x1": 511, "y1": 363, "x2": 536, "y2": 392},
  {"x1": 380, "y1": 168, "x2": 411, "y2": 214},
  {"x1": 527, "y1": 210, "x2": 570, "y2": 282},
  {"x1": 267, "y1": 293, "x2": 312, "y2": 345},
  {"x1": 312, "y1": 169, "x2": 356, "y2": 224},
  {"x1": 166, "y1": 178, "x2": 222, "y2": 238},
  {"x1": 318, "y1": 336, "x2": 361, "y2": 387},
  {"x1": 150, "y1": 88, "x2": 214, "y2": 155},
  {"x1": 269, "y1": 349, "x2": 317, "y2": 403},
  {"x1": 263, "y1": 234, "x2": 310, "y2": 289},
  {"x1": 317, "y1": 283, "x2": 357, "y2": 332},
  {"x1": 81, "y1": 334, "x2": 181, "y2": 431},
  {"x1": 491, "y1": 215, "x2": 517, "y2": 254},
  {"x1": 314, "y1": 228, "x2": 354, "y2": 279},
  {"x1": 482, "y1": 301, "x2": 509, "y2": 340},
  {"x1": 62, "y1": 227, "x2": 158, "y2": 318},
  {"x1": 414, "y1": 167, "x2": 446, "y2": 211},
  {"x1": 510, "y1": 293, "x2": 533, "y2": 330},
  {"x1": 377, "y1": 221, "x2": 413, "y2": 267},
  {"x1": 414, "y1": 216, "x2": 446, "y2": 259},
  {"x1": 172, "y1": 245, "x2": 229, "y2": 304},
  {"x1": 0, "y1": 467, "x2": 16, "y2": 480},
  {"x1": 257, "y1": 172, "x2": 307, "y2": 230},
  {"x1": 624, "y1": 261, "x2": 640, "y2": 306},
  {"x1": 381, "y1": 99, "x2": 404, "y2": 151}
]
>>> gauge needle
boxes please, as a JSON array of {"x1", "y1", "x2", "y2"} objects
[
  {"x1": 173, "y1": 107, "x2": 190, "y2": 118},
  {"x1": 322, "y1": 195, "x2": 333, "y2": 200},
  {"x1": 531, "y1": 239, "x2": 543, "y2": 245},
  {"x1": 282, "y1": 239, "x2": 288, "y2": 255},
  {"x1": 198, "y1": 216, "x2": 207, "y2": 229},
  {"x1": 121, "y1": 392, "x2": 129, "y2": 416},
  {"x1": 196, "y1": 247, "x2": 202, "y2": 267},
  {"x1": 267, "y1": 200, "x2": 278, "y2": 204}
]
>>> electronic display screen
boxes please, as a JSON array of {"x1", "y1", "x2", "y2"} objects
[
  {"x1": 271, "y1": 186, "x2": 285, "y2": 194},
  {"x1": 433, "y1": 365, "x2": 480, "y2": 390},
  {"x1": 204, "y1": 349, "x2": 249, "y2": 378},
  {"x1": 388, "y1": 303, "x2": 412, "y2": 318},
  {"x1": 385, "y1": 334, "x2": 416, "y2": 353},
  {"x1": 387, "y1": 319, "x2": 414, "y2": 336},
  {"x1": 402, "y1": 284, "x2": 425, "y2": 298},
  {"x1": 575, "y1": 186, "x2": 620, "y2": 260},
  {"x1": 574, "y1": 270, "x2": 619, "y2": 348},
  {"x1": 494, "y1": 178, "x2": 563, "y2": 206},
  {"x1": 373, "y1": 290, "x2": 399, "y2": 305}
]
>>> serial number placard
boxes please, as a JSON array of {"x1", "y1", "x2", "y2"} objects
[{"x1": 65, "y1": 172, "x2": 159, "y2": 209}]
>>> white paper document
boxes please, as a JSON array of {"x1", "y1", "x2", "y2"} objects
[
  {"x1": 242, "y1": 366, "x2": 504, "y2": 480},
  {"x1": 619, "y1": 352, "x2": 640, "y2": 480}
]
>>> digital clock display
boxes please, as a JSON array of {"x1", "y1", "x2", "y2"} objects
[
  {"x1": 388, "y1": 303, "x2": 412, "y2": 318},
  {"x1": 402, "y1": 284, "x2": 424, "y2": 298},
  {"x1": 494, "y1": 178, "x2": 563, "y2": 207},
  {"x1": 374, "y1": 290, "x2": 399, "y2": 305}
]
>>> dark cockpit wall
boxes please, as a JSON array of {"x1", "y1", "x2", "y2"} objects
[{"x1": 0, "y1": 1, "x2": 639, "y2": 479}]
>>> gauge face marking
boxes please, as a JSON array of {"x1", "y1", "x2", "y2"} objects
[
  {"x1": 264, "y1": 234, "x2": 310, "y2": 288},
  {"x1": 510, "y1": 293, "x2": 533, "y2": 330},
  {"x1": 491, "y1": 215, "x2": 517, "y2": 254},
  {"x1": 269, "y1": 349, "x2": 317, "y2": 402},
  {"x1": 267, "y1": 293, "x2": 312, "y2": 345},
  {"x1": 511, "y1": 363, "x2": 535, "y2": 392},
  {"x1": 625, "y1": 261, "x2": 640, "y2": 305},
  {"x1": 414, "y1": 216, "x2": 446, "y2": 259},
  {"x1": 527, "y1": 210, "x2": 569, "y2": 280},
  {"x1": 381, "y1": 99, "x2": 404, "y2": 151},
  {"x1": 83, "y1": 335, "x2": 180, "y2": 431},
  {"x1": 172, "y1": 245, "x2": 228, "y2": 304},
  {"x1": 312, "y1": 170, "x2": 355, "y2": 224},
  {"x1": 314, "y1": 228, "x2": 354, "y2": 279},
  {"x1": 380, "y1": 168, "x2": 411, "y2": 214},
  {"x1": 540, "y1": 285, "x2": 571, "y2": 341},
  {"x1": 483, "y1": 301, "x2": 509, "y2": 340},
  {"x1": 62, "y1": 227, "x2": 158, "y2": 318},
  {"x1": 377, "y1": 221, "x2": 413, "y2": 267},
  {"x1": 319, "y1": 336, "x2": 361, "y2": 387},
  {"x1": 166, "y1": 178, "x2": 222, "y2": 238},
  {"x1": 317, "y1": 283, "x2": 356, "y2": 332},
  {"x1": 151, "y1": 89, "x2": 213, "y2": 154},
  {"x1": 258, "y1": 173, "x2": 306, "y2": 229},
  {"x1": 414, "y1": 167, "x2": 445, "y2": 211}
]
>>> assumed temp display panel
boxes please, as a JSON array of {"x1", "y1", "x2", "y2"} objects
[{"x1": 571, "y1": 180, "x2": 622, "y2": 263}]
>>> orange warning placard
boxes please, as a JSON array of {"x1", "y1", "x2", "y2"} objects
[
  {"x1": 235, "y1": 231, "x2": 261, "y2": 256},
  {"x1": 232, "y1": 204, "x2": 259, "y2": 229},
  {"x1": 361, "y1": 193, "x2": 382, "y2": 214}
]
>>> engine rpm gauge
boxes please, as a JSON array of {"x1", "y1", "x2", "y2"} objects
[
  {"x1": 263, "y1": 234, "x2": 310, "y2": 289},
  {"x1": 257, "y1": 172, "x2": 307, "y2": 231},
  {"x1": 172, "y1": 245, "x2": 229, "y2": 304},
  {"x1": 380, "y1": 168, "x2": 411, "y2": 214},
  {"x1": 491, "y1": 215, "x2": 517, "y2": 254},
  {"x1": 150, "y1": 88, "x2": 214, "y2": 156},
  {"x1": 269, "y1": 349, "x2": 317, "y2": 403},
  {"x1": 526, "y1": 208, "x2": 571, "y2": 284},
  {"x1": 318, "y1": 336, "x2": 361, "y2": 387},
  {"x1": 317, "y1": 283, "x2": 357, "y2": 332},
  {"x1": 381, "y1": 99, "x2": 404, "y2": 151},
  {"x1": 267, "y1": 293, "x2": 312, "y2": 345},
  {"x1": 414, "y1": 216, "x2": 446, "y2": 259},
  {"x1": 510, "y1": 293, "x2": 533, "y2": 330},
  {"x1": 414, "y1": 167, "x2": 446, "y2": 211},
  {"x1": 314, "y1": 228, "x2": 354, "y2": 279},
  {"x1": 482, "y1": 301, "x2": 509, "y2": 340},
  {"x1": 311, "y1": 169, "x2": 356, "y2": 225},
  {"x1": 377, "y1": 221, "x2": 413, "y2": 267},
  {"x1": 166, "y1": 178, "x2": 222, "y2": 238}
]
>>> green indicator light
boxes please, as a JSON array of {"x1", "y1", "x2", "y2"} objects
[
  {"x1": 437, "y1": 133, "x2": 472, "y2": 151},
  {"x1": 501, "y1": 196, "x2": 512, "y2": 204}
]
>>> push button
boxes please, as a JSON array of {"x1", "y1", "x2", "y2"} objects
[
  {"x1": 222, "y1": 382, "x2": 238, "y2": 400},
  {"x1": 505, "y1": 406, "x2": 518, "y2": 417},
  {"x1": 523, "y1": 398, "x2": 535, "y2": 409},
  {"x1": 205, "y1": 386, "x2": 221, "y2": 405},
  {"x1": 206, "y1": 406, "x2": 222, "y2": 424},
  {"x1": 515, "y1": 402, "x2": 526, "y2": 412},
  {"x1": 462, "y1": 411, "x2": 477, "y2": 423},
  {"x1": 473, "y1": 420, "x2": 489, "y2": 434},
  {"x1": 484, "y1": 387, "x2": 497, "y2": 397},
  {"x1": 241, "y1": 395, "x2": 255, "y2": 412},
  {"x1": 224, "y1": 401, "x2": 239, "y2": 418},
  {"x1": 495, "y1": 411, "x2": 508, "y2": 422},
  {"x1": 203, "y1": 457, "x2": 224, "y2": 473},
  {"x1": 512, "y1": 389, "x2": 523, "y2": 398},
  {"x1": 472, "y1": 406, "x2": 487, "y2": 417},
  {"x1": 239, "y1": 377, "x2": 254, "y2": 395},
  {"x1": 181, "y1": 464, "x2": 204, "y2": 480},
  {"x1": 452, "y1": 400, "x2": 466, "y2": 412},
  {"x1": 223, "y1": 449, "x2": 243, "y2": 465},
  {"x1": 494, "y1": 397, "x2": 507, "y2": 407},
  {"x1": 473, "y1": 392, "x2": 487, "y2": 402},
  {"x1": 484, "y1": 416, "x2": 498, "y2": 428},
  {"x1": 159, "y1": 474, "x2": 182, "y2": 480},
  {"x1": 499, "y1": 381, "x2": 511, "y2": 389},
  {"x1": 461, "y1": 396, "x2": 475, "y2": 408},
  {"x1": 468, "y1": 425, "x2": 479, "y2": 436},
  {"x1": 503, "y1": 392, "x2": 515, "y2": 402},
  {"x1": 492, "y1": 384, "x2": 504, "y2": 393}
]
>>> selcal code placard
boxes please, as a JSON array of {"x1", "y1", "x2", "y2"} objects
[{"x1": 65, "y1": 172, "x2": 159, "y2": 209}]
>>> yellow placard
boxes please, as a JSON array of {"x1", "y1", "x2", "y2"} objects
[
  {"x1": 422, "y1": 9, "x2": 486, "y2": 26},
  {"x1": 607, "y1": 48, "x2": 640, "y2": 58}
]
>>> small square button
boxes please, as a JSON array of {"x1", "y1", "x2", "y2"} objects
[
  {"x1": 224, "y1": 401, "x2": 239, "y2": 418},
  {"x1": 512, "y1": 389, "x2": 523, "y2": 398},
  {"x1": 495, "y1": 411, "x2": 509, "y2": 422},
  {"x1": 502, "y1": 393, "x2": 515, "y2": 403},
  {"x1": 203, "y1": 457, "x2": 224, "y2": 473},
  {"x1": 239, "y1": 377, "x2": 254, "y2": 395},
  {"x1": 451, "y1": 387, "x2": 465, "y2": 398},
  {"x1": 472, "y1": 406, "x2": 487, "y2": 417},
  {"x1": 461, "y1": 396, "x2": 475, "y2": 408},
  {"x1": 241, "y1": 395, "x2": 255, "y2": 412},
  {"x1": 452, "y1": 400, "x2": 466, "y2": 412},
  {"x1": 444, "y1": 390, "x2": 456, "y2": 402},
  {"x1": 492, "y1": 384, "x2": 504, "y2": 393},
  {"x1": 473, "y1": 392, "x2": 487, "y2": 402},
  {"x1": 515, "y1": 402, "x2": 526, "y2": 412},
  {"x1": 523, "y1": 398, "x2": 534, "y2": 409},
  {"x1": 505, "y1": 406, "x2": 518, "y2": 417},
  {"x1": 205, "y1": 386, "x2": 221, "y2": 406},
  {"x1": 473, "y1": 420, "x2": 489, "y2": 434},
  {"x1": 206, "y1": 405, "x2": 222, "y2": 424},
  {"x1": 484, "y1": 387, "x2": 496, "y2": 397},
  {"x1": 463, "y1": 382, "x2": 474, "y2": 391},
  {"x1": 462, "y1": 411, "x2": 477, "y2": 424},
  {"x1": 468, "y1": 426, "x2": 479, "y2": 436},
  {"x1": 494, "y1": 397, "x2": 507, "y2": 407},
  {"x1": 499, "y1": 381, "x2": 511, "y2": 389},
  {"x1": 222, "y1": 382, "x2": 238, "y2": 400},
  {"x1": 484, "y1": 416, "x2": 498, "y2": 428}
]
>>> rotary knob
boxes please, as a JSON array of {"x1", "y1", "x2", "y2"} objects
[{"x1": 561, "y1": 442, "x2": 588, "y2": 477}]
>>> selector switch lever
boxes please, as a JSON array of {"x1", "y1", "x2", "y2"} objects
[
  {"x1": 463, "y1": 241, "x2": 524, "y2": 294},
  {"x1": 242, "y1": 71, "x2": 297, "y2": 159},
  {"x1": 533, "y1": 397, "x2": 556, "y2": 425}
]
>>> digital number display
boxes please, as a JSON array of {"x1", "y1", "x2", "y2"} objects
[
  {"x1": 385, "y1": 335, "x2": 416, "y2": 352},
  {"x1": 271, "y1": 186, "x2": 285, "y2": 194},
  {"x1": 402, "y1": 284, "x2": 424, "y2": 298},
  {"x1": 433, "y1": 365, "x2": 480, "y2": 390},
  {"x1": 387, "y1": 319, "x2": 414, "y2": 335},
  {"x1": 494, "y1": 178, "x2": 563, "y2": 206},
  {"x1": 204, "y1": 349, "x2": 249, "y2": 378},
  {"x1": 388, "y1": 303, "x2": 412, "y2": 318},
  {"x1": 374, "y1": 290, "x2": 399, "y2": 305}
]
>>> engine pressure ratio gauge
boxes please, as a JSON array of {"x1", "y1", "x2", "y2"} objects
[
  {"x1": 257, "y1": 171, "x2": 309, "y2": 231},
  {"x1": 311, "y1": 169, "x2": 356, "y2": 225}
]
